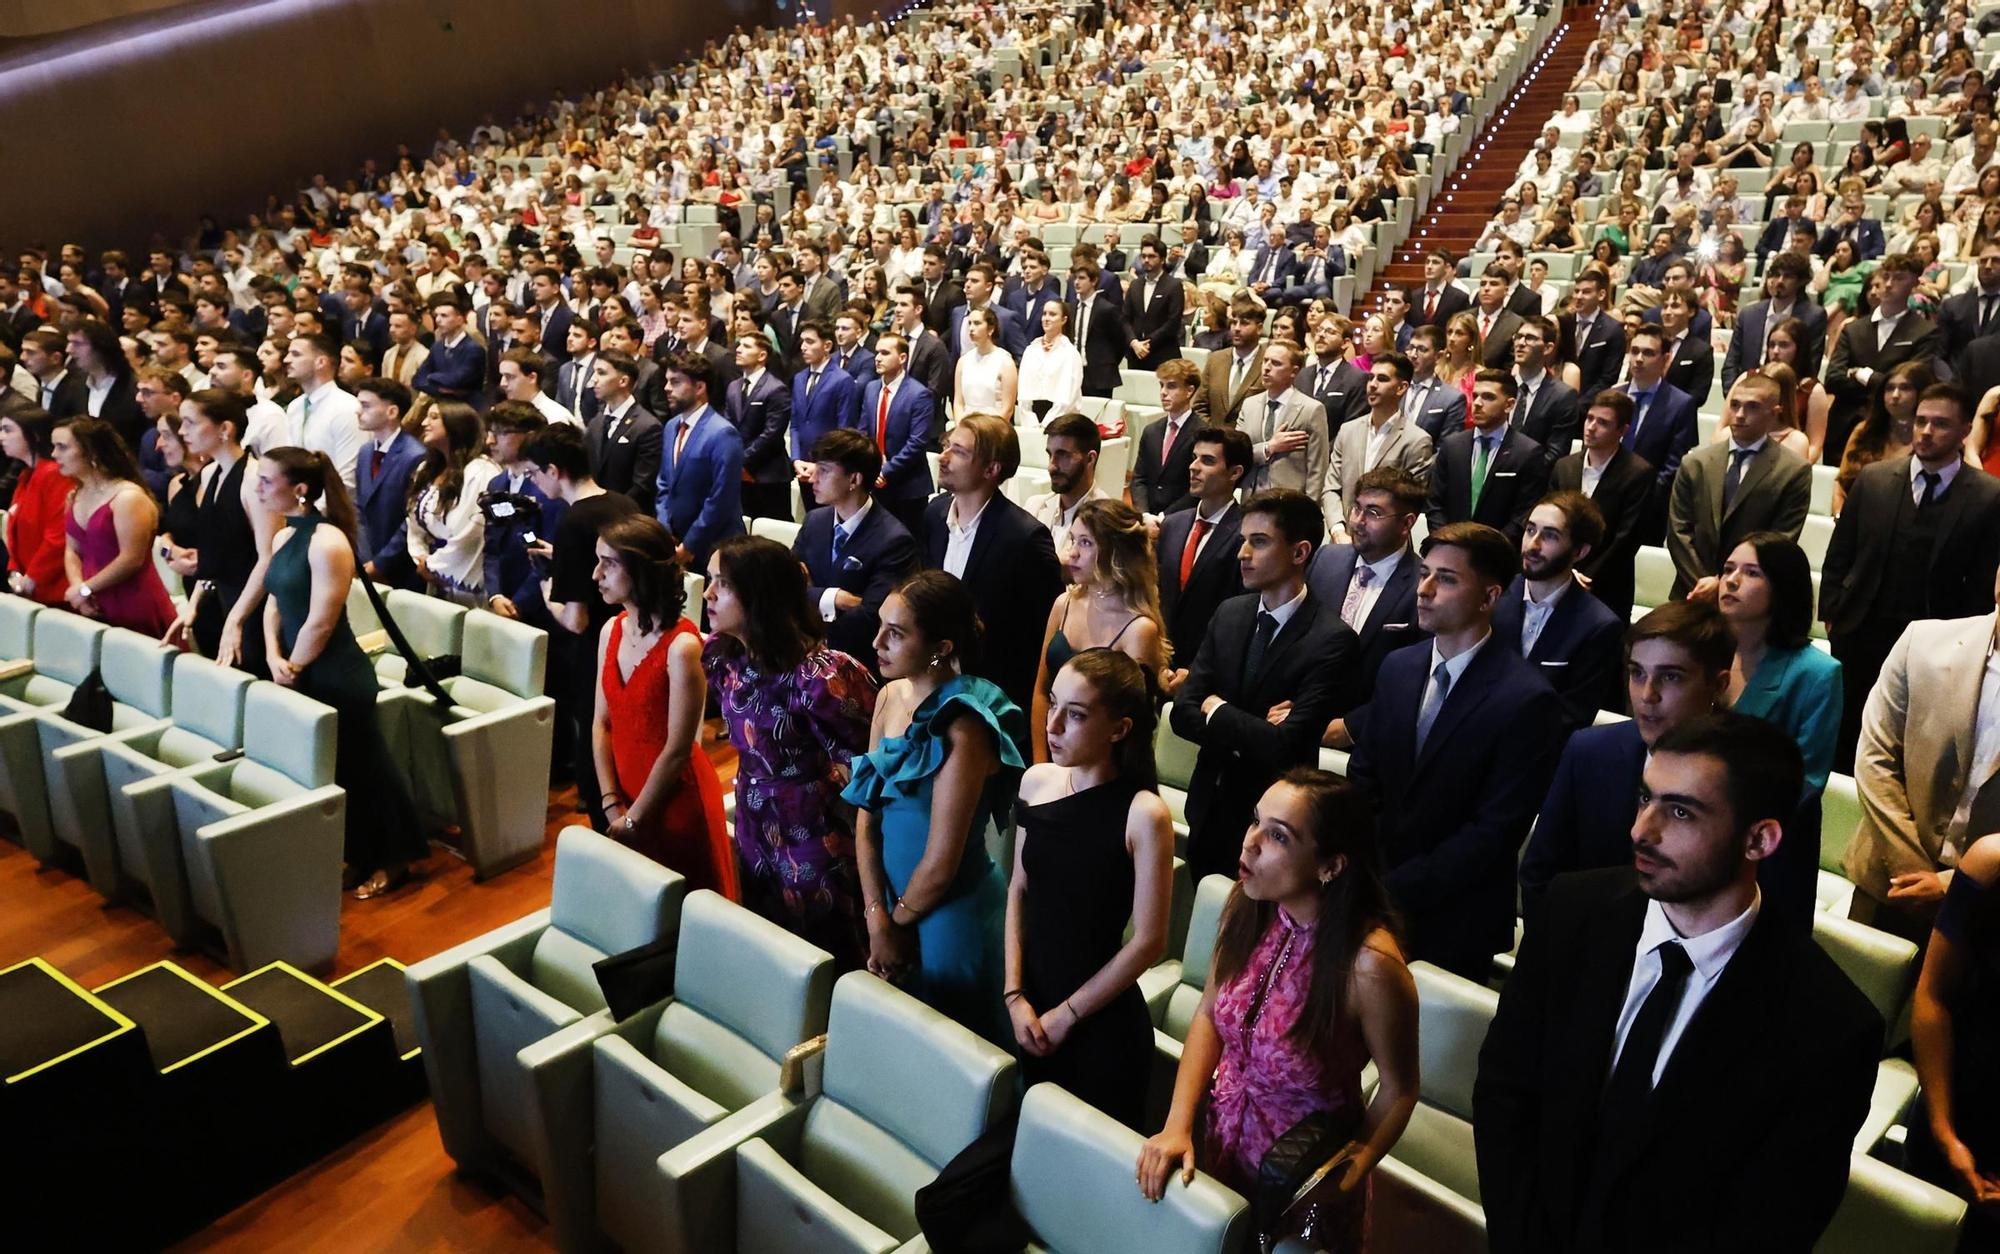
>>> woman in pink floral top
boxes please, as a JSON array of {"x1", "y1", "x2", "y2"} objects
[{"x1": 1138, "y1": 768, "x2": 1420, "y2": 1251}]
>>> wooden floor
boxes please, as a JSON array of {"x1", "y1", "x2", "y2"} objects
[{"x1": 0, "y1": 733, "x2": 738, "y2": 1253}]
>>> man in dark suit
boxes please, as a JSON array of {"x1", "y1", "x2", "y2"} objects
[
  {"x1": 1557, "y1": 270, "x2": 1627, "y2": 402},
  {"x1": 1068, "y1": 261, "x2": 1127, "y2": 399},
  {"x1": 1241, "y1": 239, "x2": 1297, "y2": 306},
  {"x1": 1428, "y1": 370, "x2": 1550, "y2": 543},
  {"x1": 669, "y1": 305, "x2": 739, "y2": 391},
  {"x1": 1939, "y1": 242, "x2": 2000, "y2": 373},
  {"x1": 949, "y1": 264, "x2": 1028, "y2": 359},
  {"x1": 1171, "y1": 489, "x2": 1357, "y2": 883},
  {"x1": 653, "y1": 351, "x2": 745, "y2": 569},
  {"x1": 338, "y1": 283, "x2": 391, "y2": 363},
  {"x1": 584, "y1": 351, "x2": 663, "y2": 515},
  {"x1": 921, "y1": 414, "x2": 1064, "y2": 714},
  {"x1": 1306, "y1": 467, "x2": 1428, "y2": 705},
  {"x1": 795, "y1": 429, "x2": 918, "y2": 672},
  {"x1": 916, "y1": 247, "x2": 965, "y2": 334},
  {"x1": 1299, "y1": 316, "x2": 1372, "y2": 429},
  {"x1": 723, "y1": 333, "x2": 794, "y2": 520},
  {"x1": 1656, "y1": 292, "x2": 1716, "y2": 408},
  {"x1": 1001, "y1": 248, "x2": 1063, "y2": 333},
  {"x1": 1123, "y1": 234, "x2": 1185, "y2": 368},
  {"x1": 1343, "y1": 522, "x2": 1564, "y2": 977},
  {"x1": 1158, "y1": 426, "x2": 1249, "y2": 673},
  {"x1": 1636, "y1": 260, "x2": 1715, "y2": 343},
  {"x1": 1471, "y1": 265, "x2": 1525, "y2": 369},
  {"x1": 352, "y1": 377, "x2": 427, "y2": 590},
  {"x1": 412, "y1": 295, "x2": 487, "y2": 407},
  {"x1": 17, "y1": 330, "x2": 87, "y2": 417},
  {"x1": 890, "y1": 288, "x2": 952, "y2": 416},
  {"x1": 831, "y1": 309, "x2": 878, "y2": 384},
  {"x1": 1551, "y1": 390, "x2": 1655, "y2": 622},
  {"x1": 554, "y1": 319, "x2": 602, "y2": 425},
  {"x1": 1409, "y1": 251, "x2": 1472, "y2": 328},
  {"x1": 788, "y1": 320, "x2": 862, "y2": 495},
  {"x1": 1824, "y1": 252, "x2": 1944, "y2": 464},
  {"x1": 1494, "y1": 492, "x2": 1628, "y2": 732},
  {"x1": 529, "y1": 267, "x2": 576, "y2": 364},
  {"x1": 1403, "y1": 325, "x2": 1469, "y2": 441},
  {"x1": 1510, "y1": 316, "x2": 1582, "y2": 466},
  {"x1": 1475, "y1": 713, "x2": 1881, "y2": 1254},
  {"x1": 861, "y1": 332, "x2": 938, "y2": 538},
  {"x1": 1518, "y1": 601, "x2": 1735, "y2": 915},
  {"x1": 1132, "y1": 359, "x2": 1204, "y2": 516},
  {"x1": 1614, "y1": 325, "x2": 1702, "y2": 538},
  {"x1": 1666, "y1": 373, "x2": 1812, "y2": 599},
  {"x1": 479, "y1": 401, "x2": 561, "y2": 624},
  {"x1": 1821, "y1": 383, "x2": 2000, "y2": 769},
  {"x1": 1720, "y1": 252, "x2": 1825, "y2": 395}
]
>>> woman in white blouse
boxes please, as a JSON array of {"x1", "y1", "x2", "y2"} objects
[
  {"x1": 406, "y1": 400, "x2": 501, "y2": 606},
  {"x1": 955, "y1": 307, "x2": 1019, "y2": 423},
  {"x1": 1017, "y1": 301, "x2": 1084, "y2": 425}
]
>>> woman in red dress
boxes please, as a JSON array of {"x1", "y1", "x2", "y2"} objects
[
  {"x1": 2, "y1": 407, "x2": 74, "y2": 605},
  {"x1": 590, "y1": 514, "x2": 735, "y2": 898}
]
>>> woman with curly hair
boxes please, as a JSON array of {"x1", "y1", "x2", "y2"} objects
[{"x1": 1030, "y1": 497, "x2": 1170, "y2": 759}]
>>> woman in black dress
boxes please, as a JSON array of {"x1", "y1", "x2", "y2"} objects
[
  {"x1": 1003, "y1": 648, "x2": 1174, "y2": 1128},
  {"x1": 1913, "y1": 832, "x2": 2000, "y2": 1247},
  {"x1": 165, "y1": 390, "x2": 271, "y2": 677}
]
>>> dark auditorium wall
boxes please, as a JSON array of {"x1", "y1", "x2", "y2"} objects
[{"x1": 0, "y1": 0, "x2": 783, "y2": 250}]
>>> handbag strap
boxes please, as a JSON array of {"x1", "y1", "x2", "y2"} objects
[{"x1": 357, "y1": 575, "x2": 456, "y2": 709}]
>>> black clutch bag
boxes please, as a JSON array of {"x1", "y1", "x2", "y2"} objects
[{"x1": 1253, "y1": 1110, "x2": 1360, "y2": 1248}]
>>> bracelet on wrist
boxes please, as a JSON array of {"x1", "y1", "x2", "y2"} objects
[{"x1": 1003, "y1": 987, "x2": 1025, "y2": 1003}]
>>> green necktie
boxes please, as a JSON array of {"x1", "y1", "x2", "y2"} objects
[{"x1": 1470, "y1": 434, "x2": 1494, "y2": 513}]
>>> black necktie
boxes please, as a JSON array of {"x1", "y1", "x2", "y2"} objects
[
  {"x1": 1723, "y1": 447, "x2": 1755, "y2": 510},
  {"x1": 1600, "y1": 942, "x2": 1694, "y2": 1135},
  {"x1": 1918, "y1": 469, "x2": 1941, "y2": 509},
  {"x1": 1983, "y1": 294, "x2": 1998, "y2": 335},
  {"x1": 1242, "y1": 610, "x2": 1279, "y2": 690}
]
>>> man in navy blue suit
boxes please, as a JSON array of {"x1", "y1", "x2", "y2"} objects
[
  {"x1": 1517, "y1": 601, "x2": 1734, "y2": 920},
  {"x1": 653, "y1": 350, "x2": 745, "y2": 569},
  {"x1": 1342, "y1": 521, "x2": 1564, "y2": 979},
  {"x1": 1492, "y1": 492, "x2": 1628, "y2": 733},
  {"x1": 794, "y1": 429, "x2": 918, "y2": 672},
  {"x1": 859, "y1": 332, "x2": 936, "y2": 538},
  {"x1": 1613, "y1": 324, "x2": 1700, "y2": 537},
  {"x1": 1001, "y1": 249, "x2": 1063, "y2": 334},
  {"x1": 529, "y1": 266, "x2": 575, "y2": 369},
  {"x1": 1243, "y1": 237, "x2": 1296, "y2": 306},
  {"x1": 1306, "y1": 467, "x2": 1429, "y2": 706},
  {"x1": 724, "y1": 332, "x2": 794, "y2": 520},
  {"x1": 950, "y1": 263, "x2": 1028, "y2": 359},
  {"x1": 412, "y1": 294, "x2": 488, "y2": 407},
  {"x1": 1720, "y1": 252, "x2": 1825, "y2": 395},
  {"x1": 479, "y1": 401, "x2": 561, "y2": 627},
  {"x1": 789, "y1": 320, "x2": 861, "y2": 507},
  {"x1": 351, "y1": 377, "x2": 426, "y2": 590},
  {"x1": 831, "y1": 310, "x2": 878, "y2": 383}
]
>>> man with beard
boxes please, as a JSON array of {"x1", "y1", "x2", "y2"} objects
[
  {"x1": 1490, "y1": 491, "x2": 1626, "y2": 733},
  {"x1": 1022, "y1": 412, "x2": 1113, "y2": 565}
]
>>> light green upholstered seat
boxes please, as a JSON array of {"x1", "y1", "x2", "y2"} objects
[
  {"x1": 0, "y1": 610, "x2": 105, "y2": 862},
  {"x1": 41, "y1": 627, "x2": 178, "y2": 894}
]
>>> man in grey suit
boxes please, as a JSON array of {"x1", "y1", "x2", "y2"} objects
[
  {"x1": 1403, "y1": 325, "x2": 1469, "y2": 441},
  {"x1": 1239, "y1": 339, "x2": 1329, "y2": 495},
  {"x1": 1472, "y1": 264, "x2": 1525, "y2": 369},
  {"x1": 1665, "y1": 372, "x2": 1812, "y2": 599},
  {"x1": 1324, "y1": 353, "x2": 1435, "y2": 540}
]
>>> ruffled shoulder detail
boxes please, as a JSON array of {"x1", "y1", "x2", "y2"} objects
[{"x1": 841, "y1": 675, "x2": 1028, "y2": 812}]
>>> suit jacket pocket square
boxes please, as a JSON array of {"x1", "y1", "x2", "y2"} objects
[
  {"x1": 1494, "y1": 470, "x2": 1517, "y2": 478},
  {"x1": 841, "y1": 555, "x2": 864, "y2": 571}
]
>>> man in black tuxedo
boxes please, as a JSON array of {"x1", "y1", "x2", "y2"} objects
[
  {"x1": 1820, "y1": 383, "x2": 2000, "y2": 768},
  {"x1": 1936, "y1": 241, "x2": 2000, "y2": 367},
  {"x1": 1132, "y1": 358, "x2": 1203, "y2": 516},
  {"x1": 1824, "y1": 252, "x2": 1943, "y2": 464},
  {"x1": 1157, "y1": 426, "x2": 1249, "y2": 673},
  {"x1": 890, "y1": 286, "x2": 953, "y2": 416},
  {"x1": 1122, "y1": 234, "x2": 1184, "y2": 369},
  {"x1": 1341, "y1": 522, "x2": 1563, "y2": 978},
  {"x1": 1475, "y1": 713, "x2": 1881, "y2": 1254},
  {"x1": 1657, "y1": 292, "x2": 1716, "y2": 408},
  {"x1": 795, "y1": 429, "x2": 918, "y2": 673},
  {"x1": 1550, "y1": 390, "x2": 1655, "y2": 622},
  {"x1": 1509, "y1": 315, "x2": 1582, "y2": 466},
  {"x1": 1068, "y1": 261, "x2": 1127, "y2": 399},
  {"x1": 1494, "y1": 492, "x2": 1628, "y2": 733},
  {"x1": 917, "y1": 247, "x2": 965, "y2": 334},
  {"x1": 1171, "y1": 489, "x2": 1358, "y2": 883},
  {"x1": 583, "y1": 351, "x2": 662, "y2": 514},
  {"x1": 724, "y1": 333, "x2": 795, "y2": 520},
  {"x1": 1306, "y1": 467, "x2": 1428, "y2": 706},
  {"x1": 17, "y1": 330, "x2": 86, "y2": 416},
  {"x1": 1428, "y1": 370, "x2": 1550, "y2": 543},
  {"x1": 921, "y1": 414, "x2": 1064, "y2": 714},
  {"x1": 1409, "y1": 250, "x2": 1472, "y2": 328},
  {"x1": 1557, "y1": 269, "x2": 1626, "y2": 402}
]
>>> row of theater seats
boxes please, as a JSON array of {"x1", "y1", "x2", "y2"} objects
[
  {"x1": 0, "y1": 588, "x2": 554, "y2": 971},
  {"x1": 407, "y1": 828, "x2": 1248, "y2": 1253},
  {"x1": 0, "y1": 949, "x2": 421, "y2": 1247}
]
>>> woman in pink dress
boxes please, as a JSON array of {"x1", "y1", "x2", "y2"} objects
[
  {"x1": 1139, "y1": 768, "x2": 1419, "y2": 1251},
  {"x1": 53, "y1": 417, "x2": 176, "y2": 635}
]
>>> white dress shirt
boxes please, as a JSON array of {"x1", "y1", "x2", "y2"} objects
[
  {"x1": 1026, "y1": 485, "x2": 1112, "y2": 561},
  {"x1": 1910, "y1": 455, "x2": 1963, "y2": 504},
  {"x1": 1348, "y1": 549, "x2": 1403, "y2": 628},
  {"x1": 1518, "y1": 575, "x2": 1574, "y2": 656},
  {"x1": 530, "y1": 390, "x2": 577, "y2": 428},
  {"x1": 286, "y1": 380, "x2": 365, "y2": 490},
  {"x1": 1424, "y1": 630, "x2": 1491, "y2": 717},
  {"x1": 942, "y1": 492, "x2": 994, "y2": 578},
  {"x1": 1610, "y1": 892, "x2": 1762, "y2": 1087},
  {"x1": 1581, "y1": 446, "x2": 1614, "y2": 498}
]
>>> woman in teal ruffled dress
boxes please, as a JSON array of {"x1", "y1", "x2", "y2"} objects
[{"x1": 843, "y1": 571, "x2": 1026, "y2": 1043}]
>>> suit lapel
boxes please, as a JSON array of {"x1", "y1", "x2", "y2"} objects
[
  {"x1": 1246, "y1": 596, "x2": 1320, "y2": 702},
  {"x1": 1412, "y1": 643, "x2": 1501, "y2": 776},
  {"x1": 1723, "y1": 444, "x2": 1780, "y2": 521},
  {"x1": 1360, "y1": 549, "x2": 1417, "y2": 640},
  {"x1": 1925, "y1": 464, "x2": 1977, "y2": 572},
  {"x1": 1190, "y1": 507, "x2": 1239, "y2": 584}
]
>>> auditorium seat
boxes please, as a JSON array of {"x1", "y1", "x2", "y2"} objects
[
  {"x1": 0, "y1": 610, "x2": 106, "y2": 865},
  {"x1": 1143, "y1": 872, "x2": 1232, "y2": 1124},
  {"x1": 1800, "y1": 513, "x2": 1834, "y2": 570},
  {"x1": 1018, "y1": 422, "x2": 1049, "y2": 469},
  {"x1": 749, "y1": 516, "x2": 803, "y2": 549},
  {"x1": 1811, "y1": 910, "x2": 1918, "y2": 1049},
  {"x1": 1152, "y1": 702, "x2": 1199, "y2": 851},
  {"x1": 164, "y1": 682, "x2": 345, "y2": 972},
  {"x1": 0, "y1": 592, "x2": 39, "y2": 663},
  {"x1": 1816, "y1": 773, "x2": 1861, "y2": 917},
  {"x1": 731, "y1": 971, "x2": 1016, "y2": 1253},
  {"x1": 1009, "y1": 1082, "x2": 1251, "y2": 1253},
  {"x1": 1389, "y1": 962, "x2": 1498, "y2": 1206},
  {"x1": 369, "y1": 587, "x2": 465, "y2": 687},
  {"x1": 1115, "y1": 368, "x2": 1164, "y2": 408},
  {"x1": 405, "y1": 827, "x2": 685, "y2": 1211},
  {"x1": 1816, "y1": 1153, "x2": 1965, "y2": 1254},
  {"x1": 1366, "y1": 1155, "x2": 1490, "y2": 1254},
  {"x1": 574, "y1": 891, "x2": 835, "y2": 1253},
  {"x1": 378, "y1": 610, "x2": 555, "y2": 879},
  {"x1": 1631, "y1": 546, "x2": 1674, "y2": 617},
  {"x1": 1097, "y1": 435, "x2": 1133, "y2": 492}
]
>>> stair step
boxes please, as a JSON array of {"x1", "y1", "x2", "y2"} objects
[
  {"x1": 222, "y1": 961, "x2": 394, "y2": 1072},
  {"x1": 94, "y1": 960, "x2": 284, "y2": 1078},
  {"x1": 330, "y1": 957, "x2": 429, "y2": 1106}
]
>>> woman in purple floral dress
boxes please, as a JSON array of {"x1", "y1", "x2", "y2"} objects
[
  {"x1": 702, "y1": 536, "x2": 877, "y2": 968},
  {"x1": 1138, "y1": 768, "x2": 1419, "y2": 1252}
]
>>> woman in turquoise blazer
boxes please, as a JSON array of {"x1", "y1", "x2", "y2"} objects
[{"x1": 1711, "y1": 531, "x2": 1843, "y2": 926}]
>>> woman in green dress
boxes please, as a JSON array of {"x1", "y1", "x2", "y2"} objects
[
  {"x1": 256, "y1": 446, "x2": 425, "y2": 899},
  {"x1": 843, "y1": 571, "x2": 1026, "y2": 1043}
]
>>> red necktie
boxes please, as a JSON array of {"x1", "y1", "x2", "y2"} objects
[
  {"x1": 674, "y1": 418, "x2": 692, "y2": 464},
  {"x1": 1179, "y1": 515, "x2": 1209, "y2": 588},
  {"x1": 1424, "y1": 288, "x2": 1438, "y2": 321},
  {"x1": 876, "y1": 385, "x2": 892, "y2": 453},
  {"x1": 371, "y1": 444, "x2": 385, "y2": 479}
]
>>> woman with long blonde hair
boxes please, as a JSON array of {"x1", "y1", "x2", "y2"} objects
[
  {"x1": 1030, "y1": 498, "x2": 1169, "y2": 760},
  {"x1": 1439, "y1": 310, "x2": 1483, "y2": 413}
]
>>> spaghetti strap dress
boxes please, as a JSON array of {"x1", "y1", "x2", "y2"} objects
[
  {"x1": 1043, "y1": 597, "x2": 1142, "y2": 692},
  {"x1": 66, "y1": 496, "x2": 176, "y2": 635},
  {"x1": 600, "y1": 612, "x2": 737, "y2": 898}
]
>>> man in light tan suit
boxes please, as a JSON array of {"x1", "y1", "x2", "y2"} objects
[
  {"x1": 1323, "y1": 353, "x2": 1435, "y2": 542},
  {"x1": 1239, "y1": 339, "x2": 1329, "y2": 497},
  {"x1": 1847, "y1": 569, "x2": 2000, "y2": 946},
  {"x1": 1196, "y1": 301, "x2": 1266, "y2": 426},
  {"x1": 382, "y1": 309, "x2": 430, "y2": 388}
]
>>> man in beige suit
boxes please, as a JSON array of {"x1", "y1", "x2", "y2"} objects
[
  {"x1": 1847, "y1": 571, "x2": 2000, "y2": 946},
  {"x1": 1240, "y1": 339, "x2": 1329, "y2": 497},
  {"x1": 1665, "y1": 371, "x2": 1810, "y2": 599},
  {"x1": 1324, "y1": 353, "x2": 1434, "y2": 541},
  {"x1": 1197, "y1": 301, "x2": 1266, "y2": 426},
  {"x1": 382, "y1": 309, "x2": 430, "y2": 388}
]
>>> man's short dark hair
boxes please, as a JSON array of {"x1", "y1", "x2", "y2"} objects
[
  {"x1": 524, "y1": 421, "x2": 591, "y2": 480},
  {"x1": 1651, "y1": 711, "x2": 1805, "y2": 835},
  {"x1": 1763, "y1": 251, "x2": 1811, "y2": 283},
  {"x1": 1627, "y1": 323, "x2": 1667, "y2": 351},
  {"x1": 1241, "y1": 488, "x2": 1324, "y2": 553},
  {"x1": 810, "y1": 427, "x2": 882, "y2": 485},
  {"x1": 1044, "y1": 412, "x2": 1101, "y2": 455},
  {"x1": 485, "y1": 399, "x2": 547, "y2": 435},
  {"x1": 1589, "y1": 389, "x2": 1636, "y2": 427},
  {"x1": 1354, "y1": 466, "x2": 1427, "y2": 517},
  {"x1": 1536, "y1": 489, "x2": 1606, "y2": 557},
  {"x1": 1372, "y1": 351, "x2": 1413, "y2": 383},
  {"x1": 663, "y1": 349, "x2": 716, "y2": 393},
  {"x1": 1192, "y1": 425, "x2": 1254, "y2": 476},
  {"x1": 798, "y1": 318, "x2": 834, "y2": 344},
  {"x1": 353, "y1": 376, "x2": 412, "y2": 413},
  {"x1": 597, "y1": 349, "x2": 640, "y2": 383},
  {"x1": 1474, "y1": 367, "x2": 1518, "y2": 398},
  {"x1": 1421, "y1": 521, "x2": 1517, "y2": 590},
  {"x1": 1918, "y1": 381, "x2": 1975, "y2": 424},
  {"x1": 1626, "y1": 600, "x2": 1737, "y2": 674}
]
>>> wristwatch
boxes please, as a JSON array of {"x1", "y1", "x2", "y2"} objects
[{"x1": 78, "y1": 583, "x2": 93, "y2": 600}]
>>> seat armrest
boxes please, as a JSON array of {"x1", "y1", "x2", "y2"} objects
[
  {"x1": 659, "y1": 1092, "x2": 807, "y2": 1254},
  {"x1": 520, "y1": 1008, "x2": 622, "y2": 1251},
  {"x1": 1140, "y1": 961, "x2": 1182, "y2": 1024},
  {"x1": 0, "y1": 658, "x2": 34, "y2": 683},
  {"x1": 196, "y1": 784, "x2": 346, "y2": 971},
  {"x1": 779, "y1": 1033, "x2": 828, "y2": 1099}
]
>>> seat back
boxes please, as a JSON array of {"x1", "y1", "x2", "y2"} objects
[
  {"x1": 1820, "y1": 773, "x2": 1861, "y2": 874},
  {"x1": 1812, "y1": 911, "x2": 1916, "y2": 1037},
  {"x1": 169, "y1": 654, "x2": 253, "y2": 751},
  {"x1": 99, "y1": 628, "x2": 175, "y2": 721},
  {"x1": 30, "y1": 612, "x2": 104, "y2": 687},
  {"x1": 1010, "y1": 1083, "x2": 1249, "y2": 1254},
  {"x1": 818, "y1": 971, "x2": 1016, "y2": 1171},
  {"x1": 1152, "y1": 704, "x2": 1201, "y2": 793},
  {"x1": 460, "y1": 610, "x2": 547, "y2": 699},
  {"x1": 244, "y1": 682, "x2": 337, "y2": 788},
  {"x1": 0, "y1": 594, "x2": 38, "y2": 660},
  {"x1": 1816, "y1": 1154, "x2": 1966, "y2": 1254},
  {"x1": 1410, "y1": 962, "x2": 1498, "y2": 1120},
  {"x1": 1163, "y1": 874, "x2": 1234, "y2": 1041},
  {"x1": 1634, "y1": 546, "x2": 1673, "y2": 612},
  {"x1": 536, "y1": 827, "x2": 685, "y2": 1011},
  {"x1": 383, "y1": 587, "x2": 466, "y2": 661}
]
